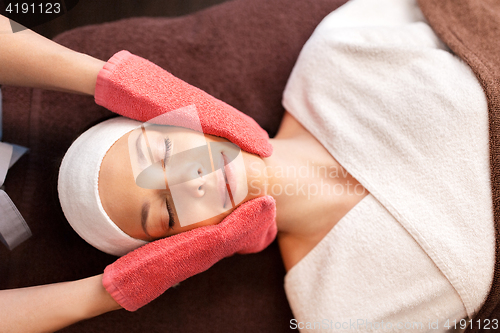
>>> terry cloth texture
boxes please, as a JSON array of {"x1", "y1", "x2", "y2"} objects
[
  {"x1": 58, "y1": 117, "x2": 148, "y2": 256},
  {"x1": 95, "y1": 50, "x2": 273, "y2": 158},
  {"x1": 282, "y1": 0, "x2": 494, "y2": 330},
  {"x1": 61, "y1": 48, "x2": 275, "y2": 257},
  {"x1": 95, "y1": 50, "x2": 277, "y2": 309},
  {"x1": 417, "y1": 0, "x2": 500, "y2": 331},
  {"x1": 286, "y1": 194, "x2": 467, "y2": 332},
  {"x1": 0, "y1": 0, "x2": 347, "y2": 331}
]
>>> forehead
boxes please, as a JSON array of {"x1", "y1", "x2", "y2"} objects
[
  {"x1": 104, "y1": 125, "x2": 231, "y2": 190},
  {"x1": 132, "y1": 125, "x2": 206, "y2": 146},
  {"x1": 98, "y1": 124, "x2": 239, "y2": 236},
  {"x1": 136, "y1": 124, "x2": 200, "y2": 137}
]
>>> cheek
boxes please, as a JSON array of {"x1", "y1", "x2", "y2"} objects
[
  {"x1": 198, "y1": 209, "x2": 234, "y2": 227},
  {"x1": 170, "y1": 209, "x2": 234, "y2": 235}
]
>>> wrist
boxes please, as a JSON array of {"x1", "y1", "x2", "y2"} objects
[
  {"x1": 80, "y1": 274, "x2": 122, "y2": 319},
  {"x1": 61, "y1": 51, "x2": 106, "y2": 95},
  {"x1": 79, "y1": 53, "x2": 106, "y2": 96}
]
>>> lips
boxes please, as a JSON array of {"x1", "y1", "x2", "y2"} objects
[
  {"x1": 216, "y1": 154, "x2": 229, "y2": 208},
  {"x1": 222, "y1": 152, "x2": 237, "y2": 206}
]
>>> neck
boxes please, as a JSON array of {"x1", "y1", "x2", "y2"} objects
[{"x1": 261, "y1": 113, "x2": 368, "y2": 238}]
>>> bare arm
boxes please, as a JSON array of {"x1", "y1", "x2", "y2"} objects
[
  {"x1": 0, "y1": 14, "x2": 105, "y2": 95},
  {"x1": 0, "y1": 274, "x2": 122, "y2": 333},
  {"x1": 0, "y1": 15, "x2": 123, "y2": 333}
]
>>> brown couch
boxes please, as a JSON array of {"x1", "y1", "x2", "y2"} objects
[{"x1": 0, "y1": 0, "x2": 347, "y2": 331}]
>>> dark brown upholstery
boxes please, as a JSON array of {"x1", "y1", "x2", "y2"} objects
[{"x1": 0, "y1": 0, "x2": 347, "y2": 331}]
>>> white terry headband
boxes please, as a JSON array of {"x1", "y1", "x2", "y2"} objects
[{"x1": 58, "y1": 117, "x2": 148, "y2": 256}]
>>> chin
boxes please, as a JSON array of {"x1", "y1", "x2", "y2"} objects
[{"x1": 241, "y1": 151, "x2": 268, "y2": 199}]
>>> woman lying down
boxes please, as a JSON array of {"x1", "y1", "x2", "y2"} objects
[{"x1": 0, "y1": 0, "x2": 496, "y2": 331}]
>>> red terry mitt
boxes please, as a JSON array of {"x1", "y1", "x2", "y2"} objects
[
  {"x1": 102, "y1": 195, "x2": 277, "y2": 311},
  {"x1": 94, "y1": 50, "x2": 273, "y2": 158},
  {"x1": 95, "y1": 51, "x2": 278, "y2": 311}
]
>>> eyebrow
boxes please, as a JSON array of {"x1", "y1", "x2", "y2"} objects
[
  {"x1": 136, "y1": 131, "x2": 147, "y2": 166},
  {"x1": 138, "y1": 129, "x2": 174, "y2": 238},
  {"x1": 141, "y1": 201, "x2": 151, "y2": 238}
]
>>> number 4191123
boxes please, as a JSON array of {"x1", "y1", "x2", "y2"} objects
[
  {"x1": 444, "y1": 318, "x2": 499, "y2": 330},
  {"x1": 5, "y1": 2, "x2": 61, "y2": 14}
]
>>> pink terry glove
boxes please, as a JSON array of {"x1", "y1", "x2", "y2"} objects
[
  {"x1": 103, "y1": 195, "x2": 277, "y2": 311},
  {"x1": 94, "y1": 50, "x2": 272, "y2": 158},
  {"x1": 95, "y1": 50, "x2": 278, "y2": 311}
]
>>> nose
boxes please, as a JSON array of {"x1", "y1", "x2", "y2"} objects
[{"x1": 169, "y1": 162, "x2": 207, "y2": 198}]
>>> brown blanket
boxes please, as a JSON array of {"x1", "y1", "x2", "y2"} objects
[
  {"x1": 4, "y1": 0, "x2": 496, "y2": 330},
  {"x1": 0, "y1": 0, "x2": 346, "y2": 332},
  {"x1": 417, "y1": 0, "x2": 500, "y2": 331}
]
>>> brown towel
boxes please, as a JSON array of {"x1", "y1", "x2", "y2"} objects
[{"x1": 417, "y1": 0, "x2": 500, "y2": 331}]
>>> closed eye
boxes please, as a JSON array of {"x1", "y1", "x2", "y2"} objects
[
  {"x1": 161, "y1": 139, "x2": 175, "y2": 231},
  {"x1": 165, "y1": 193, "x2": 176, "y2": 230},
  {"x1": 164, "y1": 138, "x2": 173, "y2": 164}
]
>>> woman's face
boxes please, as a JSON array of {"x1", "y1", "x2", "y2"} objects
[{"x1": 98, "y1": 125, "x2": 268, "y2": 241}]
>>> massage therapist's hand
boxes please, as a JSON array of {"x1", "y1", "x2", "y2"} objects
[
  {"x1": 102, "y1": 195, "x2": 277, "y2": 312},
  {"x1": 0, "y1": 14, "x2": 105, "y2": 95}
]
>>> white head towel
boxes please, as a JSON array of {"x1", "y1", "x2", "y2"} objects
[{"x1": 58, "y1": 117, "x2": 148, "y2": 256}]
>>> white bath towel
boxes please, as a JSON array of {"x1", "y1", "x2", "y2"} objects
[
  {"x1": 286, "y1": 194, "x2": 466, "y2": 332},
  {"x1": 282, "y1": 0, "x2": 495, "y2": 331}
]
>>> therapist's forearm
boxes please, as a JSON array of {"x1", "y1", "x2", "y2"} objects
[
  {"x1": 0, "y1": 14, "x2": 105, "y2": 95},
  {"x1": 0, "y1": 274, "x2": 122, "y2": 333}
]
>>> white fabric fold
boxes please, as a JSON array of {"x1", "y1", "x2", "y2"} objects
[
  {"x1": 285, "y1": 194, "x2": 466, "y2": 332},
  {"x1": 0, "y1": 141, "x2": 31, "y2": 250},
  {"x1": 0, "y1": 190, "x2": 31, "y2": 250},
  {"x1": 58, "y1": 117, "x2": 148, "y2": 256},
  {"x1": 0, "y1": 142, "x2": 12, "y2": 187},
  {"x1": 282, "y1": 0, "x2": 494, "y2": 329}
]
